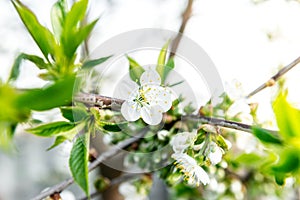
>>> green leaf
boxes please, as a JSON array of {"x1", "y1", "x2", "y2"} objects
[
  {"x1": 252, "y1": 126, "x2": 283, "y2": 145},
  {"x1": 81, "y1": 55, "x2": 112, "y2": 70},
  {"x1": 235, "y1": 153, "x2": 262, "y2": 166},
  {"x1": 163, "y1": 57, "x2": 175, "y2": 83},
  {"x1": 0, "y1": 122, "x2": 17, "y2": 151},
  {"x1": 61, "y1": 0, "x2": 89, "y2": 59},
  {"x1": 16, "y1": 75, "x2": 75, "y2": 111},
  {"x1": 51, "y1": 0, "x2": 67, "y2": 41},
  {"x1": 127, "y1": 56, "x2": 145, "y2": 84},
  {"x1": 47, "y1": 135, "x2": 68, "y2": 150},
  {"x1": 69, "y1": 133, "x2": 90, "y2": 196},
  {"x1": 9, "y1": 53, "x2": 49, "y2": 82},
  {"x1": 156, "y1": 41, "x2": 170, "y2": 83},
  {"x1": 215, "y1": 135, "x2": 229, "y2": 151},
  {"x1": 275, "y1": 173, "x2": 285, "y2": 185},
  {"x1": 26, "y1": 121, "x2": 75, "y2": 137},
  {"x1": 12, "y1": 0, "x2": 57, "y2": 59},
  {"x1": 98, "y1": 121, "x2": 127, "y2": 132},
  {"x1": 272, "y1": 148, "x2": 300, "y2": 173},
  {"x1": 273, "y1": 91, "x2": 300, "y2": 140},
  {"x1": 60, "y1": 106, "x2": 88, "y2": 122}
]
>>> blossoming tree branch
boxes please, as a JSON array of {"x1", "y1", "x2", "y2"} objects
[{"x1": 1, "y1": 0, "x2": 300, "y2": 200}]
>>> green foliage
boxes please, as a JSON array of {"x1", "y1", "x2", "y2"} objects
[
  {"x1": 12, "y1": 0, "x2": 57, "y2": 60},
  {"x1": 9, "y1": 53, "x2": 49, "y2": 82},
  {"x1": 81, "y1": 56, "x2": 112, "y2": 69},
  {"x1": 69, "y1": 133, "x2": 90, "y2": 196},
  {"x1": 60, "y1": 106, "x2": 89, "y2": 122},
  {"x1": 273, "y1": 91, "x2": 300, "y2": 140},
  {"x1": 252, "y1": 126, "x2": 283, "y2": 145},
  {"x1": 51, "y1": 0, "x2": 67, "y2": 41},
  {"x1": 156, "y1": 41, "x2": 171, "y2": 83},
  {"x1": 26, "y1": 121, "x2": 75, "y2": 137},
  {"x1": 127, "y1": 55, "x2": 145, "y2": 84},
  {"x1": 16, "y1": 75, "x2": 75, "y2": 111},
  {"x1": 272, "y1": 148, "x2": 300, "y2": 173}
]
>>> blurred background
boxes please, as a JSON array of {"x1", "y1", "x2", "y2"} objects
[{"x1": 1, "y1": 0, "x2": 300, "y2": 199}]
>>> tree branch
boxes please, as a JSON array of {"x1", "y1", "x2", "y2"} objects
[
  {"x1": 169, "y1": 0, "x2": 193, "y2": 59},
  {"x1": 74, "y1": 93, "x2": 279, "y2": 136},
  {"x1": 31, "y1": 131, "x2": 147, "y2": 200},
  {"x1": 247, "y1": 55, "x2": 300, "y2": 98}
]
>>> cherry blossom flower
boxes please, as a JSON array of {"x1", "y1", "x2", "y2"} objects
[
  {"x1": 170, "y1": 131, "x2": 197, "y2": 153},
  {"x1": 121, "y1": 69, "x2": 173, "y2": 125},
  {"x1": 206, "y1": 142, "x2": 224, "y2": 165},
  {"x1": 172, "y1": 153, "x2": 210, "y2": 186}
]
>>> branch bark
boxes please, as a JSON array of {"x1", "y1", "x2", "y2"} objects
[
  {"x1": 75, "y1": 92, "x2": 279, "y2": 136},
  {"x1": 169, "y1": 0, "x2": 193, "y2": 59},
  {"x1": 247, "y1": 55, "x2": 300, "y2": 98}
]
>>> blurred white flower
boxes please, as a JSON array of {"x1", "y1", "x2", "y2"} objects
[
  {"x1": 121, "y1": 69, "x2": 172, "y2": 125},
  {"x1": 206, "y1": 142, "x2": 224, "y2": 165},
  {"x1": 172, "y1": 153, "x2": 210, "y2": 186},
  {"x1": 157, "y1": 130, "x2": 169, "y2": 141},
  {"x1": 170, "y1": 131, "x2": 197, "y2": 153},
  {"x1": 119, "y1": 182, "x2": 148, "y2": 200}
]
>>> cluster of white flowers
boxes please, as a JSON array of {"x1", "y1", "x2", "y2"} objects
[
  {"x1": 121, "y1": 69, "x2": 173, "y2": 125},
  {"x1": 170, "y1": 131, "x2": 197, "y2": 153},
  {"x1": 205, "y1": 141, "x2": 224, "y2": 165},
  {"x1": 172, "y1": 153, "x2": 210, "y2": 186},
  {"x1": 170, "y1": 131, "x2": 210, "y2": 186}
]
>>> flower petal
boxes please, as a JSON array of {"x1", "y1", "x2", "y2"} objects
[
  {"x1": 140, "y1": 69, "x2": 161, "y2": 85},
  {"x1": 121, "y1": 101, "x2": 140, "y2": 121},
  {"x1": 140, "y1": 105, "x2": 163, "y2": 125},
  {"x1": 115, "y1": 79, "x2": 139, "y2": 100}
]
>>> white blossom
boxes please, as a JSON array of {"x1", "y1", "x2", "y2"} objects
[
  {"x1": 170, "y1": 131, "x2": 197, "y2": 153},
  {"x1": 121, "y1": 69, "x2": 173, "y2": 125},
  {"x1": 172, "y1": 153, "x2": 210, "y2": 186},
  {"x1": 206, "y1": 142, "x2": 224, "y2": 165},
  {"x1": 119, "y1": 182, "x2": 148, "y2": 200},
  {"x1": 157, "y1": 130, "x2": 169, "y2": 141}
]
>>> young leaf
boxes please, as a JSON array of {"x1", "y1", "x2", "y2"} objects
[
  {"x1": 272, "y1": 148, "x2": 300, "y2": 173},
  {"x1": 127, "y1": 56, "x2": 144, "y2": 84},
  {"x1": 252, "y1": 126, "x2": 283, "y2": 145},
  {"x1": 47, "y1": 135, "x2": 68, "y2": 150},
  {"x1": 9, "y1": 53, "x2": 49, "y2": 82},
  {"x1": 273, "y1": 91, "x2": 300, "y2": 140},
  {"x1": 81, "y1": 55, "x2": 112, "y2": 70},
  {"x1": 60, "y1": 106, "x2": 88, "y2": 122},
  {"x1": 16, "y1": 75, "x2": 75, "y2": 111},
  {"x1": 61, "y1": 0, "x2": 88, "y2": 59},
  {"x1": 51, "y1": 0, "x2": 67, "y2": 41},
  {"x1": 69, "y1": 133, "x2": 90, "y2": 196},
  {"x1": 12, "y1": 0, "x2": 57, "y2": 59},
  {"x1": 26, "y1": 121, "x2": 75, "y2": 137},
  {"x1": 98, "y1": 121, "x2": 127, "y2": 132},
  {"x1": 156, "y1": 41, "x2": 170, "y2": 83}
]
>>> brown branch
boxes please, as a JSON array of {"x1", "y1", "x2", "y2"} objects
[
  {"x1": 31, "y1": 131, "x2": 147, "y2": 200},
  {"x1": 74, "y1": 93, "x2": 279, "y2": 136},
  {"x1": 169, "y1": 0, "x2": 193, "y2": 59},
  {"x1": 247, "y1": 55, "x2": 300, "y2": 98}
]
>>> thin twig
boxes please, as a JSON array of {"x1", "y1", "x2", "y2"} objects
[
  {"x1": 79, "y1": 174, "x2": 141, "y2": 200},
  {"x1": 247, "y1": 55, "x2": 300, "y2": 98},
  {"x1": 169, "y1": 0, "x2": 193, "y2": 59},
  {"x1": 75, "y1": 93, "x2": 279, "y2": 136},
  {"x1": 31, "y1": 131, "x2": 147, "y2": 200},
  {"x1": 183, "y1": 114, "x2": 279, "y2": 136}
]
